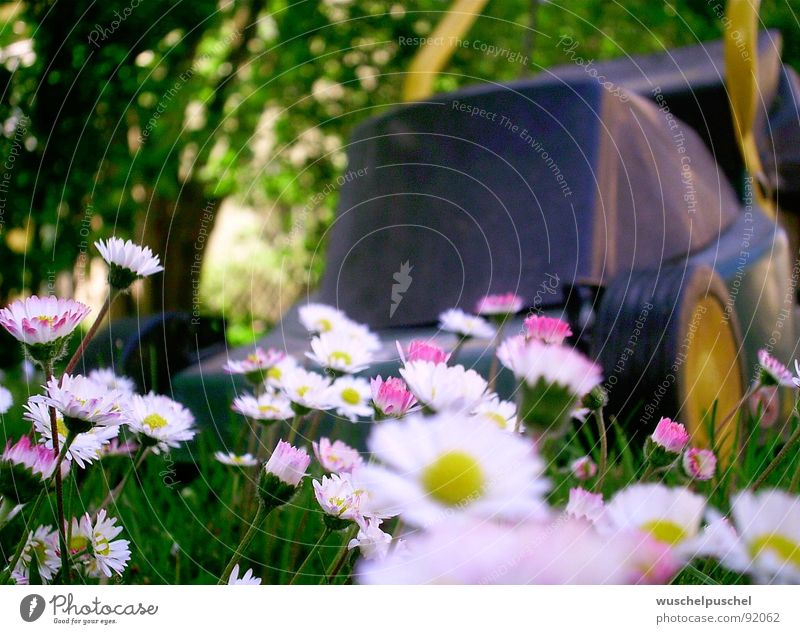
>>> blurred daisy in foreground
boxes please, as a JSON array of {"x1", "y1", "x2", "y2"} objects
[
  {"x1": 471, "y1": 395, "x2": 516, "y2": 431},
  {"x1": 125, "y1": 393, "x2": 196, "y2": 452},
  {"x1": 0, "y1": 385, "x2": 13, "y2": 414},
  {"x1": 87, "y1": 367, "x2": 137, "y2": 394},
  {"x1": 359, "y1": 413, "x2": 549, "y2": 527}
]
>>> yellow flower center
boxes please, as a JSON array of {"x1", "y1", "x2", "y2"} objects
[
  {"x1": 247, "y1": 353, "x2": 260, "y2": 363},
  {"x1": 267, "y1": 367, "x2": 282, "y2": 381},
  {"x1": 69, "y1": 535, "x2": 89, "y2": 554},
  {"x1": 750, "y1": 534, "x2": 800, "y2": 567},
  {"x1": 297, "y1": 386, "x2": 310, "y2": 397},
  {"x1": 143, "y1": 413, "x2": 168, "y2": 430},
  {"x1": 94, "y1": 532, "x2": 111, "y2": 557},
  {"x1": 641, "y1": 519, "x2": 687, "y2": 546},
  {"x1": 258, "y1": 405, "x2": 279, "y2": 414},
  {"x1": 486, "y1": 412, "x2": 508, "y2": 429},
  {"x1": 35, "y1": 315, "x2": 55, "y2": 326},
  {"x1": 330, "y1": 351, "x2": 352, "y2": 366},
  {"x1": 318, "y1": 318, "x2": 333, "y2": 332},
  {"x1": 421, "y1": 451, "x2": 485, "y2": 507},
  {"x1": 340, "y1": 387, "x2": 361, "y2": 405},
  {"x1": 56, "y1": 418, "x2": 68, "y2": 438}
]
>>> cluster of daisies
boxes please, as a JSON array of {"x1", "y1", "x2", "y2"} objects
[
  {"x1": 216, "y1": 293, "x2": 800, "y2": 585},
  {"x1": 0, "y1": 238, "x2": 199, "y2": 584}
]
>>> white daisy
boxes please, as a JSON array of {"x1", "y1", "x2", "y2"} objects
[
  {"x1": 359, "y1": 413, "x2": 550, "y2": 527},
  {"x1": 438, "y1": 308, "x2": 495, "y2": 339},
  {"x1": 263, "y1": 440, "x2": 310, "y2": 487},
  {"x1": 87, "y1": 368, "x2": 137, "y2": 394},
  {"x1": 0, "y1": 295, "x2": 90, "y2": 348},
  {"x1": 280, "y1": 367, "x2": 333, "y2": 411},
  {"x1": 306, "y1": 331, "x2": 373, "y2": 375},
  {"x1": 0, "y1": 385, "x2": 13, "y2": 414},
  {"x1": 223, "y1": 347, "x2": 286, "y2": 382},
  {"x1": 298, "y1": 302, "x2": 351, "y2": 334},
  {"x1": 231, "y1": 390, "x2": 294, "y2": 422},
  {"x1": 347, "y1": 518, "x2": 392, "y2": 561},
  {"x1": 400, "y1": 361, "x2": 487, "y2": 412},
  {"x1": 13, "y1": 525, "x2": 60, "y2": 583},
  {"x1": 214, "y1": 451, "x2": 259, "y2": 467},
  {"x1": 712, "y1": 490, "x2": 800, "y2": 583},
  {"x1": 327, "y1": 376, "x2": 373, "y2": 421},
  {"x1": 95, "y1": 237, "x2": 163, "y2": 289},
  {"x1": 227, "y1": 563, "x2": 261, "y2": 585},
  {"x1": 313, "y1": 472, "x2": 372, "y2": 524},
  {"x1": 312, "y1": 437, "x2": 363, "y2": 474},
  {"x1": 24, "y1": 396, "x2": 118, "y2": 468},
  {"x1": 262, "y1": 355, "x2": 300, "y2": 390},
  {"x1": 497, "y1": 336, "x2": 602, "y2": 398},
  {"x1": 125, "y1": 393, "x2": 196, "y2": 452},
  {"x1": 44, "y1": 374, "x2": 123, "y2": 432},
  {"x1": 69, "y1": 509, "x2": 131, "y2": 578},
  {"x1": 472, "y1": 395, "x2": 517, "y2": 431},
  {"x1": 603, "y1": 483, "x2": 706, "y2": 561}
]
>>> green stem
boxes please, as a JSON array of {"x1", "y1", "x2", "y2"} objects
[
  {"x1": 0, "y1": 490, "x2": 47, "y2": 584},
  {"x1": 290, "y1": 528, "x2": 332, "y2": 584},
  {"x1": 594, "y1": 408, "x2": 608, "y2": 492},
  {"x1": 285, "y1": 413, "x2": 303, "y2": 445},
  {"x1": 325, "y1": 524, "x2": 358, "y2": 584},
  {"x1": 449, "y1": 336, "x2": 467, "y2": 365},
  {"x1": 217, "y1": 503, "x2": 270, "y2": 585},
  {"x1": 752, "y1": 424, "x2": 800, "y2": 491},
  {"x1": 487, "y1": 321, "x2": 507, "y2": 392}
]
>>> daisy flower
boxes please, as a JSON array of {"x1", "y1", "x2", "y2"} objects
[
  {"x1": 231, "y1": 391, "x2": 294, "y2": 423},
  {"x1": 280, "y1": 367, "x2": 333, "y2": 412},
  {"x1": 0, "y1": 385, "x2": 12, "y2": 414},
  {"x1": 262, "y1": 355, "x2": 299, "y2": 390},
  {"x1": 497, "y1": 336, "x2": 601, "y2": 433},
  {"x1": 358, "y1": 518, "x2": 641, "y2": 585},
  {"x1": 13, "y1": 525, "x2": 60, "y2": 584},
  {"x1": 603, "y1": 483, "x2": 706, "y2": 563},
  {"x1": 68, "y1": 509, "x2": 131, "y2": 578},
  {"x1": 438, "y1": 308, "x2": 495, "y2": 339},
  {"x1": 400, "y1": 361, "x2": 488, "y2": 412},
  {"x1": 359, "y1": 413, "x2": 549, "y2": 527},
  {"x1": 99, "y1": 437, "x2": 138, "y2": 458},
  {"x1": 649, "y1": 417, "x2": 690, "y2": 454},
  {"x1": 24, "y1": 396, "x2": 118, "y2": 468},
  {"x1": 566, "y1": 487, "x2": 605, "y2": 523},
  {"x1": 474, "y1": 292, "x2": 525, "y2": 316},
  {"x1": 125, "y1": 393, "x2": 197, "y2": 452},
  {"x1": 347, "y1": 518, "x2": 392, "y2": 561},
  {"x1": 400, "y1": 339, "x2": 450, "y2": 364},
  {"x1": 227, "y1": 563, "x2": 261, "y2": 585},
  {"x1": 87, "y1": 368, "x2": 137, "y2": 394},
  {"x1": 313, "y1": 472, "x2": 371, "y2": 526},
  {"x1": 0, "y1": 296, "x2": 90, "y2": 364},
  {"x1": 312, "y1": 437, "x2": 363, "y2": 474},
  {"x1": 471, "y1": 395, "x2": 517, "y2": 431},
  {"x1": 748, "y1": 385, "x2": 779, "y2": 428},
  {"x1": 307, "y1": 331, "x2": 373, "y2": 375},
  {"x1": 757, "y1": 349, "x2": 794, "y2": 387},
  {"x1": 44, "y1": 374, "x2": 123, "y2": 433},
  {"x1": 95, "y1": 237, "x2": 163, "y2": 289},
  {"x1": 711, "y1": 490, "x2": 800, "y2": 583},
  {"x1": 370, "y1": 376, "x2": 416, "y2": 418},
  {"x1": 570, "y1": 456, "x2": 598, "y2": 481},
  {"x1": 523, "y1": 315, "x2": 572, "y2": 344},
  {"x1": 327, "y1": 376, "x2": 373, "y2": 421},
  {"x1": 682, "y1": 448, "x2": 716, "y2": 481},
  {"x1": 298, "y1": 303, "x2": 351, "y2": 334},
  {"x1": 0, "y1": 436, "x2": 64, "y2": 502},
  {"x1": 214, "y1": 451, "x2": 259, "y2": 467},
  {"x1": 223, "y1": 347, "x2": 286, "y2": 383},
  {"x1": 263, "y1": 440, "x2": 310, "y2": 487}
]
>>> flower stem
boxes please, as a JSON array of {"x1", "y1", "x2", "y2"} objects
[
  {"x1": 217, "y1": 503, "x2": 270, "y2": 584},
  {"x1": 594, "y1": 408, "x2": 608, "y2": 492},
  {"x1": 449, "y1": 336, "x2": 467, "y2": 365},
  {"x1": 285, "y1": 413, "x2": 303, "y2": 445},
  {"x1": 63, "y1": 290, "x2": 116, "y2": 376},
  {"x1": 487, "y1": 322, "x2": 507, "y2": 392},
  {"x1": 325, "y1": 524, "x2": 358, "y2": 583},
  {"x1": 752, "y1": 423, "x2": 800, "y2": 491},
  {"x1": 290, "y1": 528, "x2": 332, "y2": 584}
]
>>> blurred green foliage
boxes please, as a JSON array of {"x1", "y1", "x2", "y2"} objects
[{"x1": 0, "y1": 1, "x2": 796, "y2": 335}]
